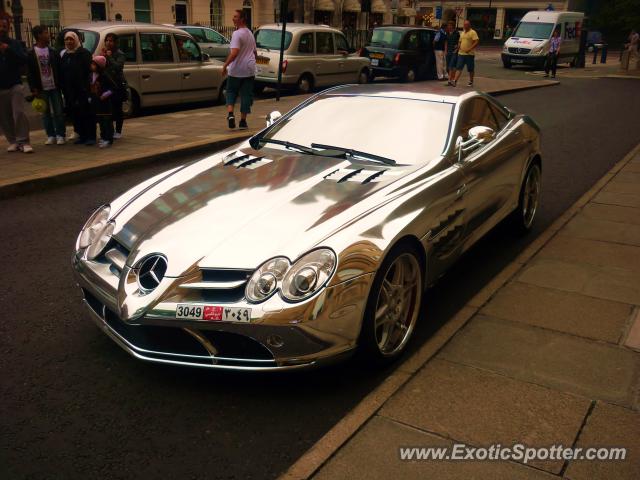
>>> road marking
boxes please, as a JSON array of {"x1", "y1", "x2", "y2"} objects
[{"x1": 279, "y1": 140, "x2": 640, "y2": 480}]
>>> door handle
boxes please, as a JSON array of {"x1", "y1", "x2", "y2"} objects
[
  {"x1": 141, "y1": 74, "x2": 151, "y2": 79},
  {"x1": 456, "y1": 184, "x2": 468, "y2": 197}
]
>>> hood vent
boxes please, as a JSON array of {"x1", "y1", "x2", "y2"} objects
[
  {"x1": 223, "y1": 152, "x2": 273, "y2": 169},
  {"x1": 324, "y1": 167, "x2": 390, "y2": 184}
]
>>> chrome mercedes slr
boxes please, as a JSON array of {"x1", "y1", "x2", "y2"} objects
[{"x1": 72, "y1": 84, "x2": 542, "y2": 371}]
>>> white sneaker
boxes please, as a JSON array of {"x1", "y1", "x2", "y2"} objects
[
  {"x1": 56, "y1": 136, "x2": 66, "y2": 145},
  {"x1": 21, "y1": 144, "x2": 34, "y2": 154},
  {"x1": 98, "y1": 140, "x2": 111, "y2": 149},
  {"x1": 7, "y1": 143, "x2": 19, "y2": 152},
  {"x1": 45, "y1": 136, "x2": 56, "y2": 145},
  {"x1": 113, "y1": 132, "x2": 122, "y2": 139}
]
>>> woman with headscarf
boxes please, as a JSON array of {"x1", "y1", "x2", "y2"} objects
[{"x1": 60, "y1": 31, "x2": 94, "y2": 144}]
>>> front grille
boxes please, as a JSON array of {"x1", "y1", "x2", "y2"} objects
[
  {"x1": 202, "y1": 331, "x2": 274, "y2": 360},
  {"x1": 508, "y1": 47, "x2": 531, "y2": 54},
  {"x1": 179, "y1": 268, "x2": 253, "y2": 303}
]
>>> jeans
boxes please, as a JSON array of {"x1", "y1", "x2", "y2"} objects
[
  {"x1": 226, "y1": 76, "x2": 254, "y2": 114},
  {"x1": 110, "y1": 89, "x2": 124, "y2": 134},
  {"x1": 0, "y1": 84, "x2": 30, "y2": 145},
  {"x1": 545, "y1": 52, "x2": 559, "y2": 76},
  {"x1": 456, "y1": 54, "x2": 475, "y2": 72},
  {"x1": 40, "y1": 89, "x2": 66, "y2": 138}
]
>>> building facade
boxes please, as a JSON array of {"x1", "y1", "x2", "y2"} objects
[{"x1": 4, "y1": 0, "x2": 585, "y2": 35}]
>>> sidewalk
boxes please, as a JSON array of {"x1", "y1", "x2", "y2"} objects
[
  {"x1": 0, "y1": 75, "x2": 557, "y2": 199},
  {"x1": 283, "y1": 143, "x2": 640, "y2": 480}
]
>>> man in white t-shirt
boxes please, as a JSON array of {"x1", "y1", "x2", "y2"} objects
[{"x1": 222, "y1": 10, "x2": 257, "y2": 129}]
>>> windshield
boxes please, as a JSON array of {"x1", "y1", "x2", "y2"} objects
[
  {"x1": 370, "y1": 29, "x2": 403, "y2": 48},
  {"x1": 255, "y1": 29, "x2": 293, "y2": 50},
  {"x1": 512, "y1": 22, "x2": 555, "y2": 39},
  {"x1": 262, "y1": 96, "x2": 453, "y2": 165}
]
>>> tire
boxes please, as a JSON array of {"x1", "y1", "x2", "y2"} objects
[
  {"x1": 121, "y1": 88, "x2": 140, "y2": 117},
  {"x1": 510, "y1": 161, "x2": 542, "y2": 234},
  {"x1": 503, "y1": 60, "x2": 512, "y2": 69},
  {"x1": 297, "y1": 74, "x2": 313, "y2": 93},
  {"x1": 359, "y1": 243, "x2": 424, "y2": 365},
  {"x1": 253, "y1": 83, "x2": 266, "y2": 95},
  {"x1": 402, "y1": 67, "x2": 417, "y2": 82},
  {"x1": 358, "y1": 68, "x2": 369, "y2": 84}
]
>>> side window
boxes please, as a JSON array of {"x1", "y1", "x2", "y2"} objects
[
  {"x1": 458, "y1": 98, "x2": 500, "y2": 139},
  {"x1": 204, "y1": 28, "x2": 224, "y2": 44},
  {"x1": 140, "y1": 33, "x2": 174, "y2": 62},
  {"x1": 418, "y1": 30, "x2": 432, "y2": 49},
  {"x1": 119, "y1": 33, "x2": 137, "y2": 63},
  {"x1": 489, "y1": 102, "x2": 509, "y2": 130},
  {"x1": 298, "y1": 32, "x2": 314, "y2": 54},
  {"x1": 175, "y1": 34, "x2": 201, "y2": 62},
  {"x1": 316, "y1": 32, "x2": 334, "y2": 54},
  {"x1": 184, "y1": 28, "x2": 206, "y2": 42},
  {"x1": 335, "y1": 33, "x2": 349, "y2": 52},
  {"x1": 405, "y1": 31, "x2": 419, "y2": 50}
]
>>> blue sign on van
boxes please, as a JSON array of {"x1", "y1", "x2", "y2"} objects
[{"x1": 435, "y1": 6, "x2": 442, "y2": 19}]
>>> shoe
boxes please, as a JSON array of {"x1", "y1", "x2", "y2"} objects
[
  {"x1": 21, "y1": 144, "x2": 34, "y2": 154},
  {"x1": 70, "y1": 132, "x2": 80, "y2": 140},
  {"x1": 239, "y1": 119, "x2": 248, "y2": 130},
  {"x1": 551, "y1": 75, "x2": 556, "y2": 78},
  {"x1": 543, "y1": 73, "x2": 549, "y2": 77},
  {"x1": 7, "y1": 143, "x2": 19, "y2": 152},
  {"x1": 98, "y1": 140, "x2": 111, "y2": 149},
  {"x1": 74, "y1": 138, "x2": 86, "y2": 145},
  {"x1": 84, "y1": 139, "x2": 96, "y2": 146},
  {"x1": 56, "y1": 136, "x2": 66, "y2": 145},
  {"x1": 113, "y1": 132, "x2": 122, "y2": 140},
  {"x1": 45, "y1": 136, "x2": 56, "y2": 145},
  {"x1": 450, "y1": 80, "x2": 457, "y2": 87},
  {"x1": 467, "y1": 82, "x2": 473, "y2": 87},
  {"x1": 227, "y1": 113, "x2": 236, "y2": 129}
]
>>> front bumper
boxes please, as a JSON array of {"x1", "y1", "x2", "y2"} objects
[
  {"x1": 501, "y1": 53, "x2": 546, "y2": 68},
  {"x1": 73, "y1": 253, "x2": 374, "y2": 371}
]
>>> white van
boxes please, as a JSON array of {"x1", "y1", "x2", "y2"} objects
[{"x1": 501, "y1": 11, "x2": 584, "y2": 69}]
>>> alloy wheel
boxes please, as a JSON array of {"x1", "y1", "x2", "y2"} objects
[{"x1": 522, "y1": 164, "x2": 541, "y2": 229}]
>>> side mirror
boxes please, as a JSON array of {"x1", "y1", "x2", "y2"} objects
[
  {"x1": 200, "y1": 52, "x2": 210, "y2": 62},
  {"x1": 266, "y1": 110, "x2": 282, "y2": 127},
  {"x1": 468, "y1": 125, "x2": 495, "y2": 144}
]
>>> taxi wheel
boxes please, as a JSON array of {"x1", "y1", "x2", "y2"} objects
[
  {"x1": 358, "y1": 69, "x2": 369, "y2": 84},
  {"x1": 297, "y1": 74, "x2": 314, "y2": 93},
  {"x1": 402, "y1": 67, "x2": 416, "y2": 82},
  {"x1": 503, "y1": 60, "x2": 512, "y2": 68},
  {"x1": 122, "y1": 89, "x2": 140, "y2": 117}
]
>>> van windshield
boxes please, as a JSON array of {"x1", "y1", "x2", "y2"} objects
[
  {"x1": 513, "y1": 22, "x2": 555, "y2": 39},
  {"x1": 255, "y1": 29, "x2": 293, "y2": 50},
  {"x1": 370, "y1": 29, "x2": 403, "y2": 48}
]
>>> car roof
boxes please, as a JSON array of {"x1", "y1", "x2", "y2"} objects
[
  {"x1": 258, "y1": 23, "x2": 340, "y2": 33},
  {"x1": 63, "y1": 21, "x2": 188, "y2": 35},
  {"x1": 320, "y1": 83, "x2": 478, "y2": 104},
  {"x1": 374, "y1": 25, "x2": 437, "y2": 32}
]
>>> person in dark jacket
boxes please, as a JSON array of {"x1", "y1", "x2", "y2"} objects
[
  {"x1": 0, "y1": 16, "x2": 33, "y2": 153},
  {"x1": 27, "y1": 24, "x2": 66, "y2": 145},
  {"x1": 60, "y1": 31, "x2": 94, "y2": 145},
  {"x1": 101, "y1": 32, "x2": 127, "y2": 139},
  {"x1": 89, "y1": 55, "x2": 116, "y2": 148}
]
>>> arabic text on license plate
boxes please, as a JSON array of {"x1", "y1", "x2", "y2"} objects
[
  {"x1": 257, "y1": 57, "x2": 269, "y2": 65},
  {"x1": 176, "y1": 304, "x2": 252, "y2": 323},
  {"x1": 371, "y1": 58, "x2": 379, "y2": 66},
  {"x1": 512, "y1": 59, "x2": 524, "y2": 64}
]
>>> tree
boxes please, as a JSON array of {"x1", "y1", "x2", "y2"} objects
[{"x1": 589, "y1": 0, "x2": 640, "y2": 43}]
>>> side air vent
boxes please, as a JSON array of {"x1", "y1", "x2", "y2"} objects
[
  {"x1": 223, "y1": 152, "x2": 272, "y2": 169},
  {"x1": 324, "y1": 168, "x2": 391, "y2": 184}
]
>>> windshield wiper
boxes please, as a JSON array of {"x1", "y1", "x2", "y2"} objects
[
  {"x1": 258, "y1": 138, "x2": 317, "y2": 155},
  {"x1": 310, "y1": 143, "x2": 397, "y2": 166}
]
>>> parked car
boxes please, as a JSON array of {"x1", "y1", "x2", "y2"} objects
[
  {"x1": 253, "y1": 23, "x2": 370, "y2": 93},
  {"x1": 502, "y1": 10, "x2": 584, "y2": 68},
  {"x1": 72, "y1": 83, "x2": 542, "y2": 371},
  {"x1": 57, "y1": 22, "x2": 227, "y2": 115},
  {"x1": 362, "y1": 25, "x2": 438, "y2": 82},
  {"x1": 175, "y1": 25, "x2": 231, "y2": 61}
]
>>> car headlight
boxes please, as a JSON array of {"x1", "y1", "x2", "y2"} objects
[
  {"x1": 281, "y1": 249, "x2": 336, "y2": 302},
  {"x1": 246, "y1": 256, "x2": 290, "y2": 303},
  {"x1": 85, "y1": 221, "x2": 115, "y2": 260},
  {"x1": 502, "y1": 45, "x2": 509, "y2": 53},
  {"x1": 77, "y1": 205, "x2": 115, "y2": 260},
  {"x1": 532, "y1": 45, "x2": 545, "y2": 55}
]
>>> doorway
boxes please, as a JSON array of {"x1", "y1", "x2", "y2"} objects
[
  {"x1": 90, "y1": 2, "x2": 107, "y2": 21},
  {"x1": 175, "y1": 1, "x2": 188, "y2": 25}
]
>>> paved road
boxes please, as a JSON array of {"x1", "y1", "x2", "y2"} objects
[{"x1": 2, "y1": 77, "x2": 639, "y2": 479}]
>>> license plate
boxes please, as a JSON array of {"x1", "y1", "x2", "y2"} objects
[
  {"x1": 176, "y1": 304, "x2": 252, "y2": 323},
  {"x1": 256, "y1": 57, "x2": 270, "y2": 65},
  {"x1": 371, "y1": 58, "x2": 379, "y2": 66},
  {"x1": 370, "y1": 53, "x2": 384, "y2": 59},
  {"x1": 512, "y1": 59, "x2": 524, "y2": 64}
]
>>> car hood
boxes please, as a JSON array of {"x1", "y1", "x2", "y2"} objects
[{"x1": 112, "y1": 146, "x2": 412, "y2": 276}]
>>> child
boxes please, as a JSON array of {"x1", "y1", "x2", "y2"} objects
[{"x1": 89, "y1": 55, "x2": 116, "y2": 148}]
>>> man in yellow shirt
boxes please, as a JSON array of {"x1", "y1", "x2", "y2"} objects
[{"x1": 449, "y1": 20, "x2": 479, "y2": 87}]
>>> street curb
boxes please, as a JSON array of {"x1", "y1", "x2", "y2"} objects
[
  {"x1": 488, "y1": 80, "x2": 560, "y2": 96},
  {"x1": 279, "y1": 140, "x2": 640, "y2": 480},
  {"x1": 0, "y1": 134, "x2": 251, "y2": 201}
]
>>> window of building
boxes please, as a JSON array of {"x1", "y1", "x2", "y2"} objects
[
  {"x1": 38, "y1": 0, "x2": 60, "y2": 26},
  {"x1": 210, "y1": 0, "x2": 223, "y2": 27},
  {"x1": 135, "y1": 0, "x2": 152, "y2": 23},
  {"x1": 140, "y1": 33, "x2": 174, "y2": 63},
  {"x1": 242, "y1": 0, "x2": 252, "y2": 29}
]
